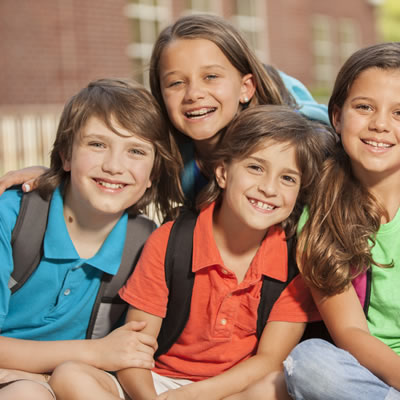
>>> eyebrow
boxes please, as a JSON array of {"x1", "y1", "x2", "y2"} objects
[
  {"x1": 84, "y1": 133, "x2": 154, "y2": 151},
  {"x1": 350, "y1": 96, "x2": 373, "y2": 102},
  {"x1": 249, "y1": 156, "x2": 301, "y2": 176},
  {"x1": 162, "y1": 64, "x2": 227, "y2": 80},
  {"x1": 352, "y1": 95, "x2": 400, "y2": 104}
]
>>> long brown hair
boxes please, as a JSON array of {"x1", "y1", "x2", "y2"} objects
[
  {"x1": 298, "y1": 42, "x2": 400, "y2": 295},
  {"x1": 149, "y1": 14, "x2": 292, "y2": 142},
  {"x1": 196, "y1": 105, "x2": 333, "y2": 237},
  {"x1": 38, "y1": 78, "x2": 184, "y2": 220}
]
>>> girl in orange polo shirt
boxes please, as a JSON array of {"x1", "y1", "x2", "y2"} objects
[{"x1": 50, "y1": 105, "x2": 333, "y2": 400}]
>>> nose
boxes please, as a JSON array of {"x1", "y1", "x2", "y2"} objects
[
  {"x1": 102, "y1": 149, "x2": 124, "y2": 175},
  {"x1": 369, "y1": 110, "x2": 390, "y2": 133},
  {"x1": 184, "y1": 80, "x2": 206, "y2": 102},
  {"x1": 258, "y1": 176, "x2": 278, "y2": 197}
]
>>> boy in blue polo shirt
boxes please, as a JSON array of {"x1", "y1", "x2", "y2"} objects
[{"x1": 0, "y1": 78, "x2": 183, "y2": 399}]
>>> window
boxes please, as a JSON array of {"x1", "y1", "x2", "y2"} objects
[
  {"x1": 232, "y1": 0, "x2": 268, "y2": 61},
  {"x1": 338, "y1": 18, "x2": 360, "y2": 66},
  {"x1": 184, "y1": 0, "x2": 220, "y2": 14},
  {"x1": 312, "y1": 15, "x2": 335, "y2": 87},
  {"x1": 124, "y1": 0, "x2": 171, "y2": 85}
]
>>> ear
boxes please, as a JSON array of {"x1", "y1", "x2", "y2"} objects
[
  {"x1": 146, "y1": 179, "x2": 152, "y2": 189},
  {"x1": 60, "y1": 151, "x2": 71, "y2": 172},
  {"x1": 215, "y1": 163, "x2": 228, "y2": 189},
  {"x1": 240, "y1": 73, "x2": 256, "y2": 104},
  {"x1": 331, "y1": 105, "x2": 342, "y2": 134}
]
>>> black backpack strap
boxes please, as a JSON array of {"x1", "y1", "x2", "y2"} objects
[
  {"x1": 256, "y1": 236, "x2": 299, "y2": 338},
  {"x1": 363, "y1": 267, "x2": 372, "y2": 317},
  {"x1": 10, "y1": 191, "x2": 51, "y2": 293},
  {"x1": 86, "y1": 214, "x2": 157, "y2": 339},
  {"x1": 155, "y1": 208, "x2": 197, "y2": 358}
]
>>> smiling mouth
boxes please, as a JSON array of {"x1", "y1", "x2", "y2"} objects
[
  {"x1": 95, "y1": 179, "x2": 125, "y2": 189},
  {"x1": 185, "y1": 107, "x2": 216, "y2": 119},
  {"x1": 249, "y1": 198, "x2": 276, "y2": 211},
  {"x1": 362, "y1": 139, "x2": 393, "y2": 148}
]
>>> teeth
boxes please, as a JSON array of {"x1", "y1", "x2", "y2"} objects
[
  {"x1": 364, "y1": 140, "x2": 391, "y2": 148},
  {"x1": 98, "y1": 181, "x2": 124, "y2": 189},
  {"x1": 249, "y1": 199, "x2": 275, "y2": 210},
  {"x1": 185, "y1": 108, "x2": 216, "y2": 118}
]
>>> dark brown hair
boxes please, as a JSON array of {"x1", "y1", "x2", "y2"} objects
[
  {"x1": 197, "y1": 105, "x2": 331, "y2": 237},
  {"x1": 299, "y1": 42, "x2": 400, "y2": 295},
  {"x1": 38, "y1": 78, "x2": 184, "y2": 220}
]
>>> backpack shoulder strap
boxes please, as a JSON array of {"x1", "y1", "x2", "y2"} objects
[
  {"x1": 363, "y1": 268, "x2": 372, "y2": 316},
  {"x1": 10, "y1": 191, "x2": 51, "y2": 293},
  {"x1": 256, "y1": 236, "x2": 299, "y2": 338},
  {"x1": 86, "y1": 214, "x2": 157, "y2": 339},
  {"x1": 155, "y1": 208, "x2": 197, "y2": 358}
]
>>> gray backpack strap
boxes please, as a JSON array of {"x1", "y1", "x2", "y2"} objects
[
  {"x1": 86, "y1": 214, "x2": 157, "y2": 339},
  {"x1": 10, "y1": 190, "x2": 51, "y2": 293}
]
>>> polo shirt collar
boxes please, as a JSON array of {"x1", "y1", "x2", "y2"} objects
[
  {"x1": 44, "y1": 186, "x2": 127, "y2": 275},
  {"x1": 192, "y1": 202, "x2": 288, "y2": 282}
]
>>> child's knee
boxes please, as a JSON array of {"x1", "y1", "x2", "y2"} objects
[
  {"x1": 233, "y1": 371, "x2": 290, "y2": 400},
  {"x1": 52, "y1": 360, "x2": 87, "y2": 380},
  {"x1": 0, "y1": 380, "x2": 55, "y2": 400},
  {"x1": 50, "y1": 361, "x2": 89, "y2": 392}
]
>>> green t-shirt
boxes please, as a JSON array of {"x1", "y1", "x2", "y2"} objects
[
  {"x1": 298, "y1": 206, "x2": 400, "y2": 355},
  {"x1": 368, "y1": 207, "x2": 400, "y2": 355}
]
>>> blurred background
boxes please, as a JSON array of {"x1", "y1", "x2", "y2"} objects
[{"x1": 0, "y1": 0, "x2": 398, "y2": 175}]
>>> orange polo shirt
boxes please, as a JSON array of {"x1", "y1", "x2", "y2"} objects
[{"x1": 119, "y1": 202, "x2": 319, "y2": 381}]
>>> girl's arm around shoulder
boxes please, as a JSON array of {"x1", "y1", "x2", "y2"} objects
[
  {"x1": 0, "y1": 166, "x2": 48, "y2": 195},
  {"x1": 117, "y1": 307, "x2": 163, "y2": 400},
  {"x1": 312, "y1": 284, "x2": 400, "y2": 391}
]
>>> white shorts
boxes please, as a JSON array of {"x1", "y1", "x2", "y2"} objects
[{"x1": 108, "y1": 371, "x2": 193, "y2": 399}]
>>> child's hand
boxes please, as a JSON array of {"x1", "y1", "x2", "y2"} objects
[
  {"x1": 92, "y1": 320, "x2": 157, "y2": 371},
  {"x1": 0, "y1": 368, "x2": 48, "y2": 384},
  {"x1": 0, "y1": 166, "x2": 47, "y2": 195}
]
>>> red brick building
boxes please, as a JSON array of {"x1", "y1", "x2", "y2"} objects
[
  {"x1": 0, "y1": 0, "x2": 382, "y2": 173},
  {"x1": 0, "y1": 0, "x2": 132, "y2": 106}
]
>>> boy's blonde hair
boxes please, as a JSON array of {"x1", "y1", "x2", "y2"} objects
[{"x1": 38, "y1": 78, "x2": 183, "y2": 220}]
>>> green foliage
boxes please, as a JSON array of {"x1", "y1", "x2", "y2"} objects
[{"x1": 379, "y1": 0, "x2": 400, "y2": 41}]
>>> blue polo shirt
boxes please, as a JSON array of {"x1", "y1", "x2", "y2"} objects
[{"x1": 0, "y1": 186, "x2": 127, "y2": 340}]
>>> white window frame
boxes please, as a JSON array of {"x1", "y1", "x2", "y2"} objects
[
  {"x1": 124, "y1": 0, "x2": 172, "y2": 85},
  {"x1": 231, "y1": 0, "x2": 268, "y2": 62},
  {"x1": 312, "y1": 14, "x2": 335, "y2": 86}
]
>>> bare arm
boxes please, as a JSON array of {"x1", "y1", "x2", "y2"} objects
[
  {"x1": 312, "y1": 284, "x2": 400, "y2": 391},
  {"x1": 117, "y1": 307, "x2": 163, "y2": 400},
  {"x1": 0, "y1": 166, "x2": 47, "y2": 195},
  {"x1": 156, "y1": 321, "x2": 305, "y2": 400},
  {"x1": 0, "y1": 320, "x2": 157, "y2": 373}
]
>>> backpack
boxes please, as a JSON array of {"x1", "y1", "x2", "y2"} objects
[
  {"x1": 352, "y1": 269, "x2": 373, "y2": 316},
  {"x1": 155, "y1": 208, "x2": 299, "y2": 358},
  {"x1": 9, "y1": 190, "x2": 156, "y2": 339}
]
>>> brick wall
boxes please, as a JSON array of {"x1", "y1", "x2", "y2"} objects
[
  {"x1": 266, "y1": 0, "x2": 380, "y2": 87},
  {"x1": 0, "y1": 0, "x2": 132, "y2": 106}
]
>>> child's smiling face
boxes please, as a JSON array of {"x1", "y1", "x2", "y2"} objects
[
  {"x1": 215, "y1": 140, "x2": 301, "y2": 233},
  {"x1": 333, "y1": 67, "x2": 400, "y2": 186},
  {"x1": 159, "y1": 38, "x2": 254, "y2": 147},
  {"x1": 62, "y1": 116, "x2": 154, "y2": 219}
]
